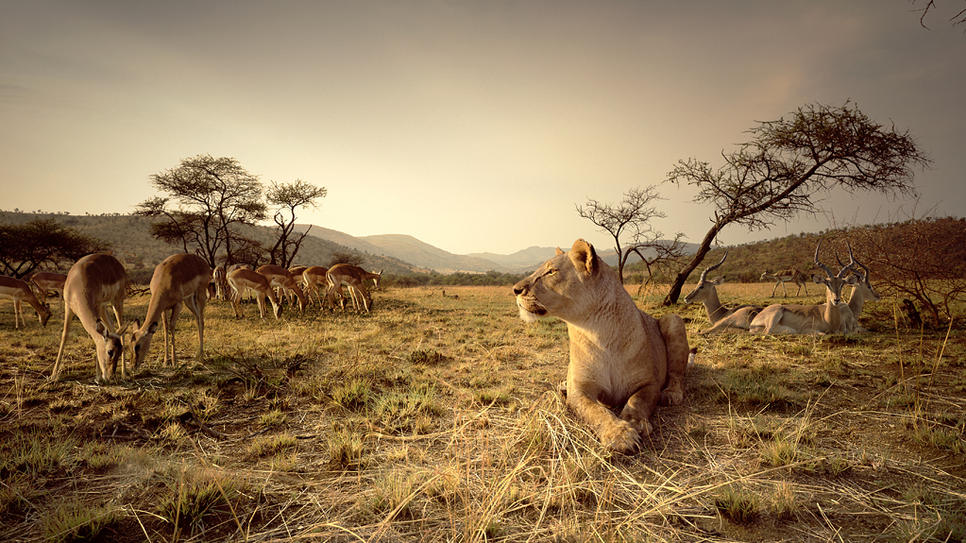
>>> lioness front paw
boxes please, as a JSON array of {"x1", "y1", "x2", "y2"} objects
[
  {"x1": 599, "y1": 419, "x2": 641, "y2": 454},
  {"x1": 623, "y1": 415, "x2": 653, "y2": 437}
]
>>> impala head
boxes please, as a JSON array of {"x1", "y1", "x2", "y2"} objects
[
  {"x1": 512, "y1": 239, "x2": 603, "y2": 323},
  {"x1": 759, "y1": 271, "x2": 769, "y2": 281},
  {"x1": 684, "y1": 252, "x2": 727, "y2": 304},
  {"x1": 126, "y1": 319, "x2": 160, "y2": 370},
  {"x1": 93, "y1": 319, "x2": 125, "y2": 383},
  {"x1": 372, "y1": 270, "x2": 383, "y2": 289},
  {"x1": 813, "y1": 240, "x2": 856, "y2": 306},
  {"x1": 37, "y1": 301, "x2": 52, "y2": 327},
  {"x1": 837, "y1": 252, "x2": 880, "y2": 303}
]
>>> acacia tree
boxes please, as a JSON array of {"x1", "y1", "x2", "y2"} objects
[
  {"x1": 0, "y1": 219, "x2": 107, "y2": 278},
  {"x1": 577, "y1": 186, "x2": 680, "y2": 284},
  {"x1": 266, "y1": 180, "x2": 327, "y2": 267},
  {"x1": 137, "y1": 155, "x2": 267, "y2": 267},
  {"x1": 662, "y1": 102, "x2": 929, "y2": 305}
]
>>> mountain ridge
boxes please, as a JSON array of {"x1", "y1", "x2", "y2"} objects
[{"x1": 295, "y1": 224, "x2": 695, "y2": 273}]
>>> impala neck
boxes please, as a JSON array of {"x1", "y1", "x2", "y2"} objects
[{"x1": 701, "y1": 287, "x2": 728, "y2": 322}]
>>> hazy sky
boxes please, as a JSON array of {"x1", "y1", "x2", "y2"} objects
[{"x1": 2, "y1": 1, "x2": 964, "y2": 255}]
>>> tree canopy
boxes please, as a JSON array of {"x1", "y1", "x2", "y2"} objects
[
  {"x1": 577, "y1": 186, "x2": 685, "y2": 284},
  {"x1": 137, "y1": 155, "x2": 267, "y2": 266},
  {"x1": 266, "y1": 180, "x2": 327, "y2": 268},
  {"x1": 0, "y1": 219, "x2": 107, "y2": 278}
]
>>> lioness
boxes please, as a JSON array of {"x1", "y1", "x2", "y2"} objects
[{"x1": 513, "y1": 239, "x2": 691, "y2": 453}]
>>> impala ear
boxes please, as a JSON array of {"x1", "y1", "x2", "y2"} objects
[
  {"x1": 148, "y1": 320, "x2": 159, "y2": 334},
  {"x1": 95, "y1": 319, "x2": 109, "y2": 337},
  {"x1": 554, "y1": 247, "x2": 564, "y2": 256},
  {"x1": 569, "y1": 239, "x2": 598, "y2": 278}
]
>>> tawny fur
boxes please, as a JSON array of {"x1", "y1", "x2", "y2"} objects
[
  {"x1": 513, "y1": 239, "x2": 690, "y2": 454},
  {"x1": 52, "y1": 253, "x2": 128, "y2": 383},
  {"x1": 128, "y1": 254, "x2": 212, "y2": 370}
]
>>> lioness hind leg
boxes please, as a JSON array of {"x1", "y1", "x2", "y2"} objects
[{"x1": 658, "y1": 314, "x2": 690, "y2": 406}]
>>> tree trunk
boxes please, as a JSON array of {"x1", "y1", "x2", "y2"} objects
[{"x1": 663, "y1": 223, "x2": 723, "y2": 306}]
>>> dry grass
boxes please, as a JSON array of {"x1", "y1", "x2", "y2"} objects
[{"x1": 0, "y1": 283, "x2": 964, "y2": 542}]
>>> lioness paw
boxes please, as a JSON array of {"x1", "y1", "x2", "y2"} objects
[
  {"x1": 623, "y1": 415, "x2": 654, "y2": 437},
  {"x1": 661, "y1": 387, "x2": 685, "y2": 406},
  {"x1": 600, "y1": 420, "x2": 640, "y2": 454}
]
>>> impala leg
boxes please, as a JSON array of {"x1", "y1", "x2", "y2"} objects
[
  {"x1": 188, "y1": 289, "x2": 206, "y2": 361},
  {"x1": 168, "y1": 302, "x2": 182, "y2": 366},
  {"x1": 256, "y1": 292, "x2": 266, "y2": 319},
  {"x1": 52, "y1": 303, "x2": 74, "y2": 381}
]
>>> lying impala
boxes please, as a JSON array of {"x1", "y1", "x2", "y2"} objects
[
  {"x1": 749, "y1": 241, "x2": 857, "y2": 335},
  {"x1": 683, "y1": 252, "x2": 762, "y2": 334},
  {"x1": 256, "y1": 264, "x2": 307, "y2": 312},
  {"x1": 837, "y1": 252, "x2": 880, "y2": 333},
  {"x1": 227, "y1": 268, "x2": 282, "y2": 319},
  {"x1": 0, "y1": 275, "x2": 52, "y2": 329},
  {"x1": 128, "y1": 254, "x2": 212, "y2": 369},
  {"x1": 760, "y1": 268, "x2": 810, "y2": 297},
  {"x1": 52, "y1": 253, "x2": 128, "y2": 382}
]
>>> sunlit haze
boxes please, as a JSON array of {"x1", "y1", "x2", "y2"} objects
[{"x1": 2, "y1": 1, "x2": 964, "y2": 255}]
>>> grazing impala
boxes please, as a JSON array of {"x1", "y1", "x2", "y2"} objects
[
  {"x1": 256, "y1": 264, "x2": 307, "y2": 312},
  {"x1": 326, "y1": 264, "x2": 373, "y2": 313},
  {"x1": 683, "y1": 253, "x2": 762, "y2": 334},
  {"x1": 302, "y1": 266, "x2": 343, "y2": 309},
  {"x1": 128, "y1": 254, "x2": 212, "y2": 369},
  {"x1": 0, "y1": 275, "x2": 52, "y2": 329},
  {"x1": 760, "y1": 268, "x2": 810, "y2": 297},
  {"x1": 227, "y1": 268, "x2": 282, "y2": 319},
  {"x1": 30, "y1": 271, "x2": 67, "y2": 304},
  {"x1": 52, "y1": 253, "x2": 128, "y2": 382},
  {"x1": 750, "y1": 241, "x2": 857, "y2": 335}
]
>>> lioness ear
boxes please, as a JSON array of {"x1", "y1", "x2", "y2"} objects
[
  {"x1": 569, "y1": 239, "x2": 598, "y2": 278},
  {"x1": 554, "y1": 247, "x2": 564, "y2": 256}
]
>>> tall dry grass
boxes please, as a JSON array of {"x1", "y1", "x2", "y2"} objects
[{"x1": 0, "y1": 284, "x2": 962, "y2": 541}]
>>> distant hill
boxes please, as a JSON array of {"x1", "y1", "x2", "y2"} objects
[
  {"x1": 295, "y1": 223, "x2": 696, "y2": 273},
  {"x1": 296, "y1": 225, "x2": 506, "y2": 273},
  {"x1": 0, "y1": 211, "x2": 417, "y2": 282},
  {"x1": 624, "y1": 217, "x2": 966, "y2": 284}
]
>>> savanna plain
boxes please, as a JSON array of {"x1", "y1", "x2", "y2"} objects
[{"x1": 1, "y1": 282, "x2": 964, "y2": 542}]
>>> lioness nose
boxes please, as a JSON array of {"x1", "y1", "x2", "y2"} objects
[{"x1": 512, "y1": 283, "x2": 527, "y2": 296}]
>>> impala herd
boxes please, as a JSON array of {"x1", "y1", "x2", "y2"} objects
[
  {"x1": 0, "y1": 253, "x2": 381, "y2": 383},
  {"x1": 1, "y1": 239, "x2": 879, "y2": 383},
  {"x1": 684, "y1": 240, "x2": 881, "y2": 335}
]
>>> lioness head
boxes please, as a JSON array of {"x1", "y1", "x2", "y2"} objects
[{"x1": 512, "y1": 239, "x2": 605, "y2": 323}]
